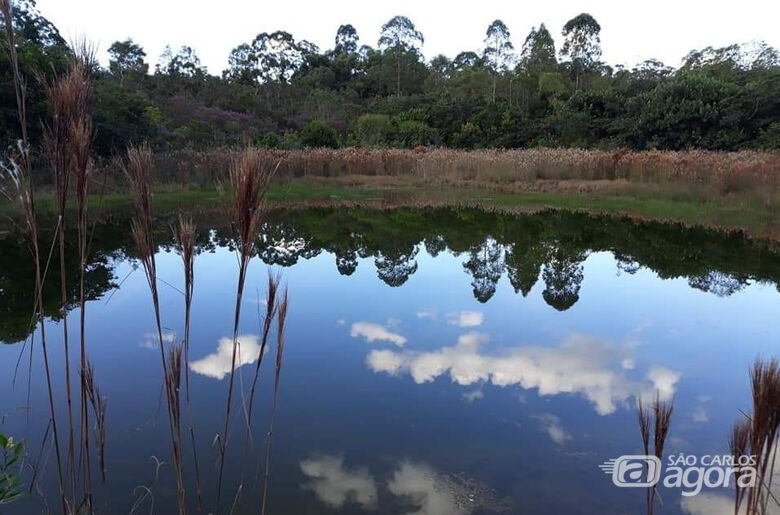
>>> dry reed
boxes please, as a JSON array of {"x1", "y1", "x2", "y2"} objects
[
  {"x1": 174, "y1": 215, "x2": 196, "y2": 398},
  {"x1": 146, "y1": 148, "x2": 780, "y2": 204},
  {"x1": 731, "y1": 418, "x2": 751, "y2": 514},
  {"x1": 0, "y1": 1, "x2": 66, "y2": 512},
  {"x1": 164, "y1": 343, "x2": 186, "y2": 515},
  {"x1": 215, "y1": 148, "x2": 276, "y2": 512},
  {"x1": 261, "y1": 287, "x2": 288, "y2": 515},
  {"x1": 83, "y1": 361, "x2": 107, "y2": 485},
  {"x1": 246, "y1": 271, "x2": 280, "y2": 432},
  {"x1": 637, "y1": 398, "x2": 652, "y2": 511},
  {"x1": 636, "y1": 393, "x2": 673, "y2": 515},
  {"x1": 740, "y1": 358, "x2": 780, "y2": 514},
  {"x1": 173, "y1": 215, "x2": 204, "y2": 512},
  {"x1": 124, "y1": 145, "x2": 186, "y2": 515}
]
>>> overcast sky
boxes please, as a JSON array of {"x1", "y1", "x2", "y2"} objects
[{"x1": 36, "y1": 0, "x2": 780, "y2": 73}]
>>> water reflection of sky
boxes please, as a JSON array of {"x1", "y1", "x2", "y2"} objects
[{"x1": 1, "y1": 222, "x2": 780, "y2": 514}]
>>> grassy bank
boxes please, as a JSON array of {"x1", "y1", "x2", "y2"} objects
[{"x1": 3, "y1": 179, "x2": 777, "y2": 238}]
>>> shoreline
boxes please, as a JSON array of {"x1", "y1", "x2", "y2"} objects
[{"x1": 2, "y1": 179, "x2": 778, "y2": 239}]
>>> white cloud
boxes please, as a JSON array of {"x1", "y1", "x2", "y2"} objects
[
  {"x1": 681, "y1": 492, "x2": 739, "y2": 515},
  {"x1": 336, "y1": 318, "x2": 346, "y2": 326},
  {"x1": 462, "y1": 388, "x2": 484, "y2": 403},
  {"x1": 534, "y1": 414, "x2": 572, "y2": 445},
  {"x1": 692, "y1": 406, "x2": 709, "y2": 423},
  {"x1": 190, "y1": 334, "x2": 263, "y2": 380},
  {"x1": 646, "y1": 367, "x2": 682, "y2": 401},
  {"x1": 416, "y1": 310, "x2": 437, "y2": 320},
  {"x1": 366, "y1": 350, "x2": 406, "y2": 376},
  {"x1": 367, "y1": 333, "x2": 680, "y2": 415},
  {"x1": 139, "y1": 331, "x2": 175, "y2": 349},
  {"x1": 300, "y1": 455, "x2": 378, "y2": 510},
  {"x1": 446, "y1": 311, "x2": 484, "y2": 328},
  {"x1": 387, "y1": 461, "x2": 466, "y2": 515},
  {"x1": 351, "y1": 322, "x2": 407, "y2": 347}
]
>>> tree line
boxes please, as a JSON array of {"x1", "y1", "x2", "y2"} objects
[{"x1": 2, "y1": 0, "x2": 779, "y2": 155}]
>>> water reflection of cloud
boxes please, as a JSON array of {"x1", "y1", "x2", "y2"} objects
[
  {"x1": 300, "y1": 455, "x2": 378, "y2": 510},
  {"x1": 461, "y1": 387, "x2": 484, "y2": 403},
  {"x1": 416, "y1": 310, "x2": 437, "y2": 320},
  {"x1": 388, "y1": 461, "x2": 465, "y2": 515},
  {"x1": 681, "y1": 493, "x2": 734, "y2": 515},
  {"x1": 301, "y1": 455, "x2": 475, "y2": 515},
  {"x1": 366, "y1": 333, "x2": 680, "y2": 415},
  {"x1": 190, "y1": 334, "x2": 262, "y2": 380},
  {"x1": 533, "y1": 414, "x2": 571, "y2": 445},
  {"x1": 139, "y1": 331, "x2": 175, "y2": 350},
  {"x1": 351, "y1": 322, "x2": 408, "y2": 347},
  {"x1": 447, "y1": 311, "x2": 484, "y2": 328}
]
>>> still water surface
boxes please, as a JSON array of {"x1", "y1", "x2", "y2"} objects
[{"x1": 1, "y1": 208, "x2": 779, "y2": 514}]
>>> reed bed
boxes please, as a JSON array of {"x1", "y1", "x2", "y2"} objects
[{"x1": 145, "y1": 148, "x2": 780, "y2": 200}]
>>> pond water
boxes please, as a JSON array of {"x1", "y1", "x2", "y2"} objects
[{"x1": 1, "y1": 207, "x2": 780, "y2": 514}]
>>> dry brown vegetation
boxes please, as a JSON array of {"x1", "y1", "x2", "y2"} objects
[{"x1": 147, "y1": 147, "x2": 780, "y2": 206}]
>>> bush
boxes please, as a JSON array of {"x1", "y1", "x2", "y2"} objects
[
  {"x1": 259, "y1": 132, "x2": 281, "y2": 148},
  {"x1": 300, "y1": 120, "x2": 339, "y2": 148},
  {"x1": 352, "y1": 114, "x2": 394, "y2": 147},
  {"x1": 394, "y1": 120, "x2": 438, "y2": 147}
]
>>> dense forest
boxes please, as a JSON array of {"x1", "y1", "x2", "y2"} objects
[{"x1": 2, "y1": 0, "x2": 779, "y2": 156}]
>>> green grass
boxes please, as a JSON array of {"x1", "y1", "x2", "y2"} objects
[{"x1": 1, "y1": 180, "x2": 776, "y2": 236}]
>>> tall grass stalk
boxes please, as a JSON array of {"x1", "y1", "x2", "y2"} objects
[
  {"x1": 0, "y1": 1, "x2": 66, "y2": 512},
  {"x1": 83, "y1": 361, "x2": 107, "y2": 485},
  {"x1": 260, "y1": 288, "x2": 288, "y2": 515},
  {"x1": 42, "y1": 58, "x2": 78, "y2": 501},
  {"x1": 736, "y1": 358, "x2": 780, "y2": 515},
  {"x1": 246, "y1": 272, "x2": 280, "y2": 433},
  {"x1": 636, "y1": 393, "x2": 673, "y2": 515},
  {"x1": 730, "y1": 418, "x2": 750, "y2": 515},
  {"x1": 650, "y1": 394, "x2": 673, "y2": 514},
  {"x1": 68, "y1": 43, "x2": 97, "y2": 511},
  {"x1": 174, "y1": 215, "x2": 203, "y2": 512},
  {"x1": 637, "y1": 398, "x2": 651, "y2": 512},
  {"x1": 174, "y1": 215, "x2": 196, "y2": 399},
  {"x1": 215, "y1": 149, "x2": 275, "y2": 512},
  {"x1": 164, "y1": 343, "x2": 186, "y2": 515},
  {"x1": 124, "y1": 145, "x2": 186, "y2": 515}
]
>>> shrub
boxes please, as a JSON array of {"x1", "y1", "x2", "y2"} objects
[
  {"x1": 300, "y1": 120, "x2": 339, "y2": 148},
  {"x1": 395, "y1": 120, "x2": 438, "y2": 148},
  {"x1": 259, "y1": 132, "x2": 281, "y2": 148},
  {"x1": 353, "y1": 114, "x2": 394, "y2": 147}
]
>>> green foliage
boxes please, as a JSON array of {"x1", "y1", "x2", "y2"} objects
[
  {"x1": 353, "y1": 114, "x2": 395, "y2": 146},
  {"x1": 93, "y1": 80, "x2": 156, "y2": 154},
  {"x1": 395, "y1": 120, "x2": 438, "y2": 147},
  {"x1": 259, "y1": 132, "x2": 282, "y2": 148},
  {"x1": 300, "y1": 120, "x2": 339, "y2": 148},
  {"x1": 0, "y1": 433, "x2": 25, "y2": 506},
  {"x1": 1, "y1": 8, "x2": 779, "y2": 154}
]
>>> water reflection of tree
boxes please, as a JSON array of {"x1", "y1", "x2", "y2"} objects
[
  {"x1": 375, "y1": 246, "x2": 419, "y2": 287},
  {"x1": 0, "y1": 224, "x2": 120, "y2": 344},
  {"x1": 256, "y1": 224, "x2": 322, "y2": 266},
  {"x1": 688, "y1": 271, "x2": 747, "y2": 297},
  {"x1": 3, "y1": 206, "x2": 780, "y2": 342},
  {"x1": 541, "y1": 245, "x2": 586, "y2": 311},
  {"x1": 462, "y1": 238, "x2": 504, "y2": 303},
  {"x1": 505, "y1": 243, "x2": 547, "y2": 297}
]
